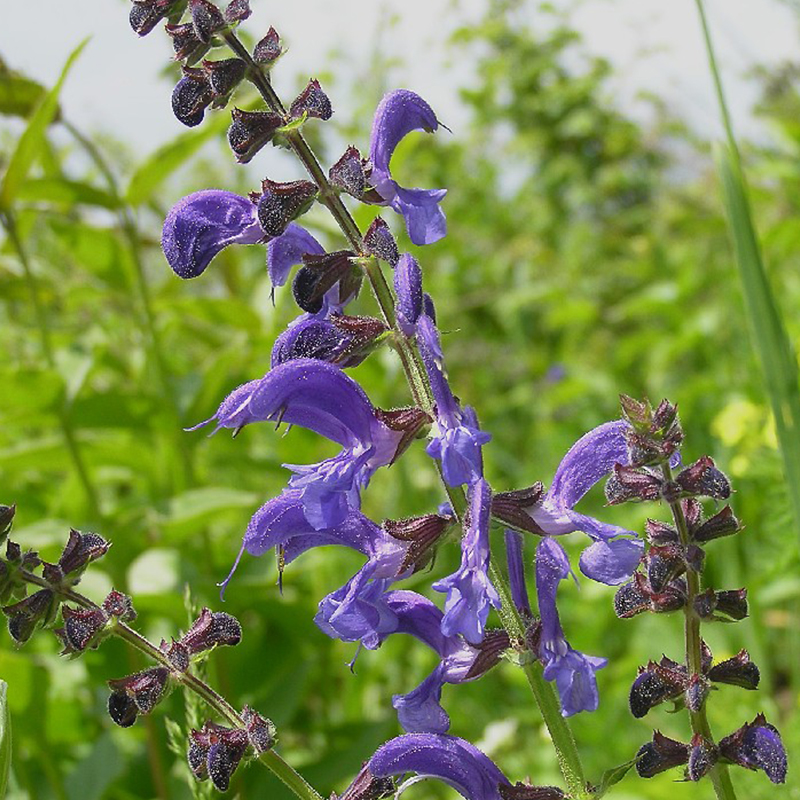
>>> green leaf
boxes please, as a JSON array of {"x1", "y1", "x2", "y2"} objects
[
  {"x1": 715, "y1": 143, "x2": 800, "y2": 544},
  {"x1": 592, "y1": 758, "x2": 635, "y2": 797},
  {"x1": 0, "y1": 39, "x2": 88, "y2": 210},
  {"x1": 17, "y1": 177, "x2": 118, "y2": 209},
  {"x1": 0, "y1": 680, "x2": 11, "y2": 799},
  {"x1": 0, "y1": 62, "x2": 48, "y2": 119},
  {"x1": 125, "y1": 116, "x2": 226, "y2": 206}
]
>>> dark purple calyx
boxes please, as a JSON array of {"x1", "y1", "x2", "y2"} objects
[
  {"x1": 604, "y1": 464, "x2": 662, "y2": 505},
  {"x1": 719, "y1": 713, "x2": 787, "y2": 784},
  {"x1": 241, "y1": 705, "x2": 276, "y2": 753},
  {"x1": 693, "y1": 505, "x2": 741, "y2": 543},
  {"x1": 257, "y1": 178, "x2": 318, "y2": 238},
  {"x1": 375, "y1": 406, "x2": 432, "y2": 462},
  {"x1": 383, "y1": 513, "x2": 452, "y2": 573},
  {"x1": 629, "y1": 659, "x2": 687, "y2": 718},
  {"x1": 636, "y1": 730, "x2": 690, "y2": 778},
  {"x1": 364, "y1": 217, "x2": 399, "y2": 266},
  {"x1": 179, "y1": 608, "x2": 242, "y2": 656},
  {"x1": 228, "y1": 108, "x2": 283, "y2": 163},
  {"x1": 253, "y1": 27, "x2": 282, "y2": 64},
  {"x1": 107, "y1": 666, "x2": 171, "y2": 725},
  {"x1": 290, "y1": 79, "x2": 333, "y2": 121},
  {"x1": 189, "y1": 0, "x2": 225, "y2": 43},
  {"x1": 3, "y1": 588, "x2": 58, "y2": 644},
  {"x1": 676, "y1": 456, "x2": 731, "y2": 500},
  {"x1": 224, "y1": 0, "x2": 250, "y2": 23},
  {"x1": 58, "y1": 605, "x2": 109, "y2": 653},
  {"x1": 166, "y1": 22, "x2": 209, "y2": 64},
  {"x1": 688, "y1": 734, "x2": 719, "y2": 782},
  {"x1": 498, "y1": 783, "x2": 565, "y2": 800},
  {"x1": 491, "y1": 484, "x2": 547, "y2": 535},
  {"x1": 203, "y1": 58, "x2": 246, "y2": 99},
  {"x1": 172, "y1": 68, "x2": 213, "y2": 127},
  {"x1": 707, "y1": 649, "x2": 760, "y2": 690},
  {"x1": 644, "y1": 518, "x2": 679, "y2": 545},
  {"x1": 103, "y1": 589, "x2": 137, "y2": 622},
  {"x1": 329, "y1": 146, "x2": 370, "y2": 199}
]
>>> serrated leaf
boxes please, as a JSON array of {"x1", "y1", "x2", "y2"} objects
[
  {"x1": 0, "y1": 39, "x2": 88, "y2": 210},
  {"x1": 126, "y1": 114, "x2": 227, "y2": 206},
  {"x1": 0, "y1": 680, "x2": 11, "y2": 799}
]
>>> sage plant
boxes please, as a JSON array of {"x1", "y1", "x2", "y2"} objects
[{"x1": 2, "y1": 1, "x2": 786, "y2": 798}]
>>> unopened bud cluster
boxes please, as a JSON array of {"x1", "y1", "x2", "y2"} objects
[{"x1": 607, "y1": 397, "x2": 787, "y2": 786}]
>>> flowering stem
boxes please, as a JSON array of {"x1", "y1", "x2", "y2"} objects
[
  {"x1": 220, "y1": 28, "x2": 590, "y2": 795},
  {"x1": 18, "y1": 570, "x2": 324, "y2": 800},
  {"x1": 660, "y1": 465, "x2": 738, "y2": 800}
]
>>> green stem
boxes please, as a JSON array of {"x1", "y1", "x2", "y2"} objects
[
  {"x1": 222, "y1": 29, "x2": 590, "y2": 795},
  {"x1": 1, "y1": 210, "x2": 103, "y2": 521},
  {"x1": 660, "y1": 464, "x2": 737, "y2": 800},
  {"x1": 19, "y1": 570, "x2": 324, "y2": 800}
]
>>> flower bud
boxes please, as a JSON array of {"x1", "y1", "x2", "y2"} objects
[
  {"x1": 685, "y1": 673, "x2": 710, "y2": 713},
  {"x1": 375, "y1": 406, "x2": 432, "y2": 462},
  {"x1": 707, "y1": 649, "x2": 760, "y2": 690},
  {"x1": 224, "y1": 0, "x2": 250, "y2": 23},
  {"x1": 59, "y1": 605, "x2": 109, "y2": 652},
  {"x1": 207, "y1": 727, "x2": 248, "y2": 792},
  {"x1": 172, "y1": 68, "x2": 213, "y2": 127},
  {"x1": 253, "y1": 27, "x2": 282, "y2": 64},
  {"x1": 129, "y1": 1, "x2": 163, "y2": 36},
  {"x1": 364, "y1": 217, "x2": 400, "y2": 267},
  {"x1": 604, "y1": 464, "x2": 662, "y2": 505},
  {"x1": 635, "y1": 730, "x2": 690, "y2": 778},
  {"x1": 624, "y1": 430, "x2": 664, "y2": 468},
  {"x1": 241, "y1": 706, "x2": 276, "y2": 753},
  {"x1": 165, "y1": 23, "x2": 209, "y2": 64},
  {"x1": 629, "y1": 660, "x2": 686, "y2": 718},
  {"x1": 329, "y1": 146, "x2": 369, "y2": 199},
  {"x1": 649, "y1": 577, "x2": 687, "y2": 614},
  {"x1": 613, "y1": 579, "x2": 649, "y2": 619},
  {"x1": 180, "y1": 608, "x2": 242, "y2": 655},
  {"x1": 0, "y1": 504, "x2": 15, "y2": 542},
  {"x1": 103, "y1": 589, "x2": 137, "y2": 622},
  {"x1": 651, "y1": 398, "x2": 679, "y2": 432},
  {"x1": 644, "y1": 518, "x2": 678, "y2": 545},
  {"x1": 189, "y1": 0, "x2": 225, "y2": 43},
  {"x1": 696, "y1": 588, "x2": 748, "y2": 621},
  {"x1": 163, "y1": 640, "x2": 191, "y2": 671},
  {"x1": 203, "y1": 58, "x2": 246, "y2": 98},
  {"x1": 290, "y1": 79, "x2": 332, "y2": 121},
  {"x1": 394, "y1": 253, "x2": 423, "y2": 335},
  {"x1": 645, "y1": 545, "x2": 684, "y2": 594},
  {"x1": 719, "y1": 714, "x2": 787, "y2": 784},
  {"x1": 619, "y1": 394, "x2": 653, "y2": 428},
  {"x1": 688, "y1": 734, "x2": 719, "y2": 782},
  {"x1": 676, "y1": 456, "x2": 731, "y2": 500},
  {"x1": 108, "y1": 666, "x2": 171, "y2": 722},
  {"x1": 491, "y1": 484, "x2": 547, "y2": 536},
  {"x1": 682, "y1": 498, "x2": 703, "y2": 529},
  {"x1": 228, "y1": 108, "x2": 283, "y2": 163},
  {"x1": 257, "y1": 179, "x2": 318, "y2": 238},
  {"x1": 58, "y1": 529, "x2": 110, "y2": 578},
  {"x1": 4, "y1": 589, "x2": 58, "y2": 645},
  {"x1": 693, "y1": 505, "x2": 741, "y2": 543},
  {"x1": 383, "y1": 513, "x2": 452, "y2": 574}
]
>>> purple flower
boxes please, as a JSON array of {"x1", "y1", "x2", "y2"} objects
[
  {"x1": 719, "y1": 714, "x2": 787, "y2": 784},
  {"x1": 369, "y1": 90, "x2": 447, "y2": 246},
  {"x1": 383, "y1": 590, "x2": 509, "y2": 733},
  {"x1": 266, "y1": 222, "x2": 324, "y2": 290},
  {"x1": 162, "y1": 189, "x2": 263, "y2": 279},
  {"x1": 536, "y1": 537, "x2": 607, "y2": 716},
  {"x1": 394, "y1": 253, "x2": 423, "y2": 336},
  {"x1": 432, "y1": 479, "x2": 500, "y2": 644},
  {"x1": 191, "y1": 359, "x2": 404, "y2": 529},
  {"x1": 527, "y1": 420, "x2": 643, "y2": 585},
  {"x1": 504, "y1": 529, "x2": 532, "y2": 617},
  {"x1": 369, "y1": 733, "x2": 510, "y2": 800},
  {"x1": 417, "y1": 313, "x2": 491, "y2": 487}
]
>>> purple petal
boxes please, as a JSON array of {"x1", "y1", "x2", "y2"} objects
[
  {"x1": 563, "y1": 509, "x2": 636, "y2": 542},
  {"x1": 369, "y1": 89, "x2": 440, "y2": 179},
  {"x1": 546, "y1": 420, "x2": 630, "y2": 510},
  {"x1": 271, "y1": 316, "x2": 353, "y2": 368},
  {"x1": 384, "y1": 590, "x2": 446, "y2": 654},
  {"x1": 432, "y1": 479, "x2": 499, "y2": 644},
  {"x1": 394, "y1": 253, "x2": 423, "y2": 335},
  {"x1": 392, "y1": 185, "x2": 448, "y2": 246},
  {"x1": 369, "y1": 733, "x2": 510, "y2": 800},
  {"x1": 392, "y1": 666, "x2": 449, "y2": 734},
  {"x1": 542, "y1": 649, "x2": 607, "y2": 717},
  {"x1": 741, "y1": 724, "x2": 787, "y2": 784},
  {"x1": 579, "y1": 538, "x2": 643, "y2": 585},
  {"x1": 504, "y1": 529, "x2": 532, "y2": 616},
  {"x1": 266, "y1": 222, "x2": 324, "y2": 288},
  {"x1": 162, "y1": 189, "x2": 263, "y2": 279}
]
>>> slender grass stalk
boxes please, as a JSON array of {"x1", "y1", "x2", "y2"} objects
[
  {"x1": 695, "y1": 0, "x2": 800, "y2": 544},
  {"x1": 220, "y1": 29, "x2": 590, "y2": 796}
]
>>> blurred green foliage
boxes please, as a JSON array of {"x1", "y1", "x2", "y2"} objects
[{"x1": 1, "y1": 2, "x2": 800, "y2": 798}]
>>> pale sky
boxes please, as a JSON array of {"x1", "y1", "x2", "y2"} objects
[{"x1": 0, "y1": 0, "x2": 796, "y2": 155}]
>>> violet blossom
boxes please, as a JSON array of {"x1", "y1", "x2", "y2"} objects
[
  {"x1": 368, "y1": 89, "x2": 447, "y2": 246},
  {"x1": 536, "y1": 537, "x2": 607, "y2": 717},
  {"x1": 190, "y1": 359, "x2": 406, "y2": 529},
  {"x1": 432, "y1": 479, "x2": 500, "y2": 644}
]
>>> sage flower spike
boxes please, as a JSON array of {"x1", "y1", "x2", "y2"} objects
[
  {"x1": 368, "y1": 89, "x2": 447, "y2": 245},
  {"x1": 162, "y1": 189, "x2": 263, "y2": 278}
]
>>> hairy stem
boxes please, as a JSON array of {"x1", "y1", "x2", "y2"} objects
[
  {"x1": 19, "y1": 570, "x2": 324, "y2": 800},
  {"x1": 221, "y1": 28, "x2": 589, "y2": 795},
  {"x1": 660, "y1": 465, "x2": 738, "y2": 800}
]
